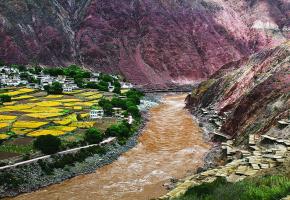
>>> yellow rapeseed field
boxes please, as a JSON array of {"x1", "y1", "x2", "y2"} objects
[
  {"x1": 11, "y1": 128, "x2": 34, "y2": 135},
  {"x1": 0, "y1": 134, "x2": 9, "y2": 140},
  {"x1": 0, "y1": 122, "x2": 9, "y2": 129},
  {"x1": 35, "y1": 101, "x2": 62, "y2": 107},
  {"x1": 47, "y1": 126, "x2": 76, "y2": 132},
  {"x1": 45, "y1": 95, "x2": 64, "y2": 99},
  {"x1": 53, "y1": 119, "x2": 72, "y2": 125},
  {"x1": 80, "y1": 113, "x2": 89, "y2": 119},
  {"x1": 3, "y1": 101, "x2": 16, "y2": 106},
  {"x1": 26, "y1": 112, "x2": 65, "y2": 119},
  {"x1": 12, "y1": 95, "x2": 34, "y2": 100},
  {"x1": 63, "y1": 90, "x2": 82, "y2": 94},
  {"x1": 73, "y1": 106, "x2": 82, "y2": 110},
  {"x1": 121, "y1": 89, "x2": 129, "y2": 94},
  {"x1": 86, "y1": 93, "x2": 103, "y2": 100},
  {"x1": 78, "y1": 91, "x2": 96, "y2": 97},
  {"x1": 0, "y1": 104, "x2": 35, "y2": 112},
  {"x1": 0, "y1": 115, "x2": 17, "y2": 121},
  {"x1": 56, "y1": 99, "x2": 80, "y2": 103},
  {"x1": 65, "y1": 113, "x2": 78, "y2": 122},
  {"x1": 28, "y1": 130, "x2": 66, "y2": 137},
  {"x1": 63, "y1": 102, "x2": 94, "y2": 107},
  {"x1": 70, "y1": 121, "x2": 95, "y2": 128},
  {"x1": 3, "y1": 88, "x2": 35, "y2": 96},
  {"x1": 13, "y1": 121, "x2": 48, "y2": 128},
  {"x1": 21, "y1": 106, "x2": 64, "y2": 113}
]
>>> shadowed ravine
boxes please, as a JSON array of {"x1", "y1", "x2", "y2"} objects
[{"x1": 13, "y1": 94, "x2": 210, "y2": 200}]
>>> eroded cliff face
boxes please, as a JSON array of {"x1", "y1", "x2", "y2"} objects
[
  {"x1": 187, "y1": 41, "x2": 290, "y2": 144},
  {"x1": 0, "y1": 0, "x2": 289, "y2": 85}
]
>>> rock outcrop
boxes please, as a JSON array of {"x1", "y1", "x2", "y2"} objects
[
  {"x1": 186, "y1": 41, "x2": 290, "y2": 144},
  {"x1": 0, "y1": 0, "x2": 290, "y2": 85}
]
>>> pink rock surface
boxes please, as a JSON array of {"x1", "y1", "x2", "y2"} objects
[{"x1": 0, "y1": 0, "x2": 289, "y2": 85}]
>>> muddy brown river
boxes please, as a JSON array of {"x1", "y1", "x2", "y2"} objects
[{"x1": 13, "y1": 94, "x2": 210, "y2": 200}]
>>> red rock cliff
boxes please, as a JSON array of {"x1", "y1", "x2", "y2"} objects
[{"x1": 0, "y1": 0, "x2": 289, "y2": 85}]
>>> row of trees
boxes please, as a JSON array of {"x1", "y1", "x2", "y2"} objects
[
  {"x1": 34, "y1": 117, "x2": 137, "y2": 154},
  {"x1": 98, "y1": 89, "x2": 143, "y2": 118},
  {"x1": 43, "y1": 82, "x2": 63, "y2": 94}
]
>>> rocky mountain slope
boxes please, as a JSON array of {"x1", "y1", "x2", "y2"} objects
[
  {"x1": 0, "y1": 0, "x2": 289, "y2": 85},
  {"x1": 186, "y1": 41, "x2": 290, "y2": 145}
]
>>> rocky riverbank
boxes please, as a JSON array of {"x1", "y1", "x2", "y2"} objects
[{"x1": 0, "y1": 95, "x2": 161, "y2": 198}]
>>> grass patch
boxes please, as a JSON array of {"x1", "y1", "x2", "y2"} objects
[
  {"x1": 174, "y1": 176, "x2": 290, "y2": 200},
  {"x1": 0, "y1": 143, "x2": 33, "y2": 154}
]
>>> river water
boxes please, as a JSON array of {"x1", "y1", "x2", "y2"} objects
[{"x1": 13, "y1": 94, "x2": 210, "y2": 200}]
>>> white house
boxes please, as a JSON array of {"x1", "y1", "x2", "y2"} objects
[
  {"x1": 128, "y1": 115, "x2": 133, "y2": 125},
  {"x1": 113, "y1": 107, "x2": 122, "y2": 118},
  {"x1": 92, "y1": 72, "x2": 100, "y2": 77},
  {"x1": 63, "y1": 85, "x2": 73, "y2": 92},
  {"x1": 108, "y1": 85, "x2": 115, "y2": 92},
  {"x1": 27, "y1": 83, "x2": 40, "y2": 89},
  {"x1": 90, "y1": 109, "x2": 104, "y2": 119},
  {"x1": 89, "y1": 77, "x2": 99, "y2": 82},
  {"x1": 121, "y1": 82, "x2": 133, "y2": 89}
]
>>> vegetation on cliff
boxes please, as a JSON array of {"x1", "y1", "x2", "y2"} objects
[{"x1": 174, "y1": 175, "x2": 290, "y2": 200}]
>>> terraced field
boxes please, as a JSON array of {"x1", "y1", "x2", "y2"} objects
[{"x1": 0, "y1": 87, "x2": 119, "y2": 160}]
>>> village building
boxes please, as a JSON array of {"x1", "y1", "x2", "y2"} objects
[
  {"x1": 90, "y1": 109, "x2": 104, "y2": 119},
  {"x1": 92, "y1": 72, "x2": 100, "y2": 77},
  {"x1": 113, "y1": 107, "x2": 122, "y2": 118},
  {"x1": 89, "y1": 77, "x2": 99, "y2": 82},
  {"x1": 27, "y1": 83, "x2": 40, "y2": 89},
  {"x1": 108, "y1": 85, "x2": 115, "y2": 92},
  {"x1": 121, "y1": 82, "x2": 133, "y2": 89},
  {"x1": 128, "y1": 115, "x2": 133, "y2": 125}
]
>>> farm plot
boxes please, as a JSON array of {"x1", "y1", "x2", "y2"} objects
[
  {"x1": 2, "y1": 88, "x2": 35, "y2": 97},
  {"x1": 13, "y1": 121, "x2": 48, "y2": 129}
]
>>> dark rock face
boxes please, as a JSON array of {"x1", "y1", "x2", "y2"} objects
[
  {"x1": 187, "y1": 42, "x2": 290, "y2": 144},
  {"x1": 0, "y1": 0, "x2": 289, "y2": 85}
]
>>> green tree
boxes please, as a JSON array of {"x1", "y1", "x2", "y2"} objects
[
  {"x1": 44, "y1": 82, "x2": 63, "y2": 94},
  {"x1": 84, "y1": 128, "x2": 103, "y2": 144},
  {"x1": 86, "y1": 82, "x2": 99, "y2": 89},
  {"x1": 34, "y1": 66, "x2": 42, "y2": 75},
  {"x1": 99, "y1": 98, "x2": 113, "y2": 115},
  {"x1": 0, "y1": 95, "x2": 11, "y2": 103},
  {"x1": 111, "y1": 97, "x2": 127, "y2": 109},
  {"x1": 97, "y1": 81, "x2": 109, "y2": 91},
  {"x1": 100, "y1": 74, "x2": 113, "y2": 83},
  {"x1": 33, "y1": 135, "x2": 61, "y2": 154},
  {"x1": 127, "y1": 106, "x2": 140, "y2": 118},
  {"x1": 105, "y1": 122, "x2": 130, "y2": 138}
]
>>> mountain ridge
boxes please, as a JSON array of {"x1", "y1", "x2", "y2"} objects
[{"x1": 0, "y1": 0, "x2": 289, "y2": 85}]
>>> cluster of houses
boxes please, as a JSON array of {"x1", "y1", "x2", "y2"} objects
[
  {"x1": 0, "y1": 67, "x2": 27, "y2": 86},
  {"x1": 89, "y1": 107, "x2": 133, "y2": 124},
  {"x1": 0, "y1": 66, "x2": 134, "y2": 93}
]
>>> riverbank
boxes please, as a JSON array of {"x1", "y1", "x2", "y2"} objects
[
  {"x1": 159, "y1": 101, "x2": 290, "y2": 200},
  {"x1": 159, "y1": 106, "x2": 223, "y2": 192},
  {"x1": 9, "y1": 93, "x2": 209, "y2": 200},
  {"x1": 0, "y1": 95, "x2": 161, "y2": 198}
]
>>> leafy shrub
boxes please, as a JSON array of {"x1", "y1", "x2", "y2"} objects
[
  {"x1": 84, "y1": 128, "x2": 103, "y2": 144},
  {"x1": 33, "y1": 135, "x2": 61, "y2": 154},
  {"x1": 0, "y1": 94, "x2": 11, "y2": 103},
  {"x1": 44, "y1": 82, "x2": 63, "y2": 94}
]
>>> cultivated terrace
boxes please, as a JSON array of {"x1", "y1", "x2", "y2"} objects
[{"x1": 0, "y1": 63, "x2": 143, "y2": 166}]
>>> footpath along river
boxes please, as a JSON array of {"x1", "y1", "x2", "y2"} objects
[{"x1": 13, "y1": 94, "x2": 210, "y2": 200}]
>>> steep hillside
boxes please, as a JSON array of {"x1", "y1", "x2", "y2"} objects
[
  {"x1": 0, "y1": 0, "x2": 289, "y2": 85},
  {"x1": 186, "y1": 41, "x2": 290, "y2": 145}
]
